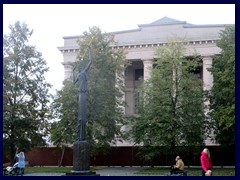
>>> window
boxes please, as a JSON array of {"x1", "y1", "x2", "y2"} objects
[{"x1": 135, "y1": 69, "x2": 143, "y2": 80}]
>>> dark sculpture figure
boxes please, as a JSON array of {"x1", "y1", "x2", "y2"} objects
[
  {"x1": 66, "y1": 45, "x2": 98, "y2": 175},
  {"x1": 73, "y1": 46, "x2": 92, "y2": 141}
]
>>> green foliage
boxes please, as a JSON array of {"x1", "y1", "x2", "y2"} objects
[
  {"x1": 50, "y1": 80, "x2": 78, "y2": 147},
  {"x1": 50, "y1": 26, "x2": 128, "y2": 155},
  {"x1": 3, "y1": 21, "x2": 52, "y2": 165},
  {"x1": 208, "y1": 26, "x2": 235, "y2": 147},
  {"x1": 132, "y1": 38, "x2": 206, "y2": 160}
]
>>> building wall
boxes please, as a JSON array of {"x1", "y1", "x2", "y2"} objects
[{"x1": 58, "y1": 18, "x2": 232, "y2": 146}]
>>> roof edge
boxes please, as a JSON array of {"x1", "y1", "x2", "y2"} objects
[
  {"x1": 63, "y1": 35, "x2": 82, "y2": 39},
  {"x1": 138, "y1": 21, "x2": 187, "y2": 27},
  {"x1": 183, "y1": 24, "x2": 235, "y2": 28},
  {"x1": 63, "y1": 28, "x2": 141, "y2": 39}
]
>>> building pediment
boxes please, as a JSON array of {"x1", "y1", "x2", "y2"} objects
[{"x1": 138, "y1": 16, "x2": 187, "y2": 27}]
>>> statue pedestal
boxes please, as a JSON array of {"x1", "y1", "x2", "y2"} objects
[
  {"x1": 73, "y1": 140, "x2": 90, "y2": 171},
  {"x1": 65, "y1": 170, "x2": 100, "y2": 176},
  {"x1": 65, "y1": 140, "x2": 100, "y2": 176}
]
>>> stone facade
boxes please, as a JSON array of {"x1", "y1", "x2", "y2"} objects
[{"x1": 58, "y1": 17, "x2": 232, "y2": 146}]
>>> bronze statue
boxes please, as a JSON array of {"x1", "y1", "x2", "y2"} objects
[{"x1": 73, "y1": 46, "x2": 92, "y2": 141}]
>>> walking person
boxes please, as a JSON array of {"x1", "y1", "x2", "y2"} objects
[
  {"x1": 200, "y1": 148, "x2": 213, "y2": 176},
  {"x1": 15, "y1": 148, "x2": 25, "y2": 176}
]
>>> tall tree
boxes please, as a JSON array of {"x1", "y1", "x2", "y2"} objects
[
  {"x1": 50, "y1": 26, "x2": 128, "y2": 155},
  {"x1": 3, "y1": 21, "x2": 52, "y2": 165},
  {"x1": 50, "y1": 80, "x2": 78, "y2": 166},
  {"x1": 132, "y1": 38, "x2": 207, "y2": 160},
  {"x1": 50, "y1": 80, "x2": 78, "y2": 146},
  {"x1": 208, "y1": 26, "x2": 235, "y2": 147}
]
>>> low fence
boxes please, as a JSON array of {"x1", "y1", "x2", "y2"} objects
[{"x1": 4, "y1": 146, "x2": 235, "y2": 167}]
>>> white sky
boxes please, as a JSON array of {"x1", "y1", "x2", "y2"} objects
[{"x1": 3, "y1": 4, "x2": 235, "y2": 95}]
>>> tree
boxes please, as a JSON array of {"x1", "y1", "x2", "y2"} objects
[
  {"x1": 3, "y1": 21, "x2": 52, "y2": 165},
  {"x1": 208, "y1": 26, "x2": 235, "y2": 147},
  {"x1": 132, "y1": 38, "x2": 207, "y2": 161},
  {"x1": 50, "y1": 26, "x2": 128, "y2": 155},
  {"x1": 50, "y1": 80, "x2": 78, "y2": 145},
  {"x1": 49, "y1": 80, "x2": 78, "y2": 166}
]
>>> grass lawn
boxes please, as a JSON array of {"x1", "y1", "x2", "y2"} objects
[
  {"x1": 24, "y1": 166, "x2": 105, "y2": 174},
  {"x1": 136, "y1": 167, "x2": 235, "y2": 176}
]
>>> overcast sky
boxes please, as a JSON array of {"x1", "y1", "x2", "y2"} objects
[{"x1": 3, "y1": 4, "x2": 235, "y2": 95}]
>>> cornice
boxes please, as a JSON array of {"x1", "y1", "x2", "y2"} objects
[{"x1": 59, "y1": 39, "x2": 218, "y2": 53}]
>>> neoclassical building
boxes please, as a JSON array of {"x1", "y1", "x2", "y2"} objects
[{"x1": 58, "y1": 17, "x2": 231, "y2": 146}]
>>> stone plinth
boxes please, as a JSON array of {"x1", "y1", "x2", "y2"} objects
[
  {"x1": 73, "y1": 140, "x2": 90, "y2": 171},
  {"x1": 65, "y1": 170, "x2": 100, "y2": 176},
  {"x1": 65, "y1": 140, "x2": 100, "y2": 176}
]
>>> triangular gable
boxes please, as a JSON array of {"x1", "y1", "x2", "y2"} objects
[{"x1": 138, "y1": 16, "x2": 187, "y2": 27}]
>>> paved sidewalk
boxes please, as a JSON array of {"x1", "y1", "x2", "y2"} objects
[
  {"x1": 24, "y1": 167, "x2": 158, "y2": 176},
  {"x1": 95, "y1": 167, "x2": 148, "y2": 176}
]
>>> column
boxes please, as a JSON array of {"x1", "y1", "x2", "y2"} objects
[
  {"x1": 202, "y1": 56, "x2": 216, "y2": 145},
  {"x1": 202, "y1": 56, "x2": 213, "y2": 91},
  {"x1": 62, "y1": 63, "x2": 73, "y2": 80},
  {"x1": 61, "y1": 49, "x2": 78, "y2": 80},
  {"x1": 142, "y1": 59, "x2": 153, "y2": 81},
  {"x1": 115, "y1": 67, "x2": 125, "y2": 114}
]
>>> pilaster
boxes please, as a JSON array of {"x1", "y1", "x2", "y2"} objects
[
  {"x1": 142, "y1": 59, "x2": 153, "y2": 81},
  {"x1": 202, "y1": 56, "x2": 213, "y2": 91}
]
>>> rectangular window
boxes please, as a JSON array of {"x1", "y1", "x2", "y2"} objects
[{"x1": 135, "y1": 69, "x2": 143, "y2": 80}]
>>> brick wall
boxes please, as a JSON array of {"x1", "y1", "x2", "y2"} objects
[{"x1": 18, "y1": 145, "x2": 235, "y2": 167}]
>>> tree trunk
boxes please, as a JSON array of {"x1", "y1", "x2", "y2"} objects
[
  {"x1": 58, "y1": 147, "x2": 65, "y2": 167},
  {"x1": 10, "y1": 144, "x2": 16, "y2": 166}
]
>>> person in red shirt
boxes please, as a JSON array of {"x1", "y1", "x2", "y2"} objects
[{"x1": 200, "y1": 148, "x2": 213, "y2": 176}]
